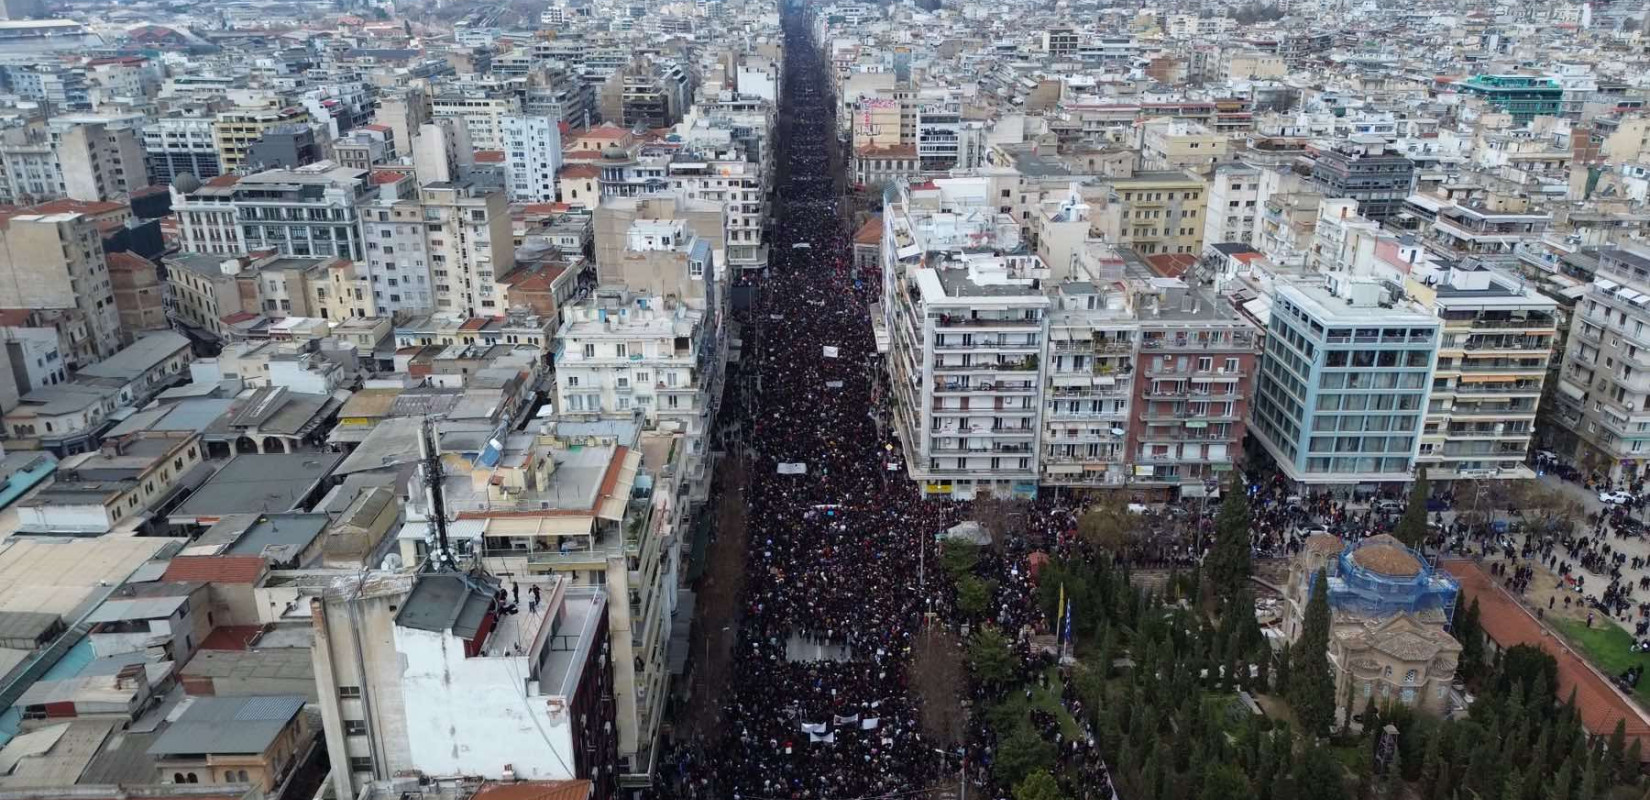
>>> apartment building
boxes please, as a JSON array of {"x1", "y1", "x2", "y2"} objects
[
  {"x1": 1041, "y1": 278, "x2": 1137, "y2": 490},
  {"x1": 1459, "y1": 74, "x2": 1564, "y2": 124},
  {"x1": 391, "y1": 426, "x2": 662, "y2": 792},
  {"x1": 233, "y1": 164, "x2": 373, "y2": 261},
  {"x1": 1139, "y1": 118, "x2": 1229, "y2": 171},
  {"x1": 1249, "y1": 276, "x2": 1440, "y2": 491},
  {"x1": 330, "y1": 126, "x2": 395, "y2": 171},
  {"x1": 501, "y1": 115, "x2": 564, "y2": 204},
  {"x1": 164, "y1": 253, "x2": 253, "y2": 337},
  {"x1": 1407, "y1": 262, "x2": 1557, "y2": 481},
  {"x1": 145, "y1": 116, "x2": 221, "y2": 185},
  {"x1": 915, "y1": 101, "x2": 965, "y2": 172},
  {"x1": 554, "y1": 291, "x2": 721, "y2": 489},
  {"x1": 1310, "y1": 137, "x2": 1415, "y2": 221},
  {"x1": 0, "y1": 144, "x2": 62, "y2": 205},
  {"x1": 420, "y1": 181, "x2": 515, "y2": 315},
  {"x1": 431, "y1": 92, "x2": 521, "y2": 150},
  {"x1": 1129, "y1": 278, "x2": 1260, "y2": 499},
  {"x1": 213, "y1": 106, "x2": 311, "y2": 173},
  {"x1": 33, "y1": 121, "x2": 146, "y2": 203},
  {"x1": 667, "y1": 154, "x2": 767, "y2": 272},
  {"x1": 361, "y1": 196, "x2": 436, "y2": 315},
  {"x1": 1308, "y1": 199, "x2": 1382, "y2": 274},
  {"x1": 881, "y1": 180, "x2": 1049, "y2": 500},
  {"x1": 1203, "y1": 162, "x2": 1261, "y2": 246},
  {"x1": 1551, "y1": 243, "x2": 1650, "y2": 482},
  {"x1": 170, "y1": 174, "x2": 244, "y2": 256},
  {"x1": 1096, "y1": 171, "x2": 1209, "y2": 256},
  {"x1": 0, "y1": 209, "x2": 122, "y2": 364},
  {"x1": 1255, "y1": 191, "x2": 1325, "y2": 267},
  {"x1": 1414, "y1": 192, "x2": 1552, "y2": 268},
  {"x1": 312, "y1": 572, "x2": 615, "y2": 800}
]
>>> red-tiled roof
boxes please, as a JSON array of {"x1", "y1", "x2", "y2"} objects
[
  {"x1": 459, "y1": 317, "x2": 489, "y2": 331},
  {"x1": 0, "y1": 309, "x2": 35, "y2": 326},
  {"x1": 1443, "y1": 560, "x2": 1650, "y2": 751},
  {"x1": 1144, "y1": 253, "x2": 1197, "y2": 278},
  {"x1": 199, "y1": 625, "x2": 265, "y2": 651},
  {"x1": 853, "y1": 216, "x2": 883, "y2": 246},
  {"x1": 29, "y1": 198, "x2": 128, "y2": 216},
  {"x1": 206, "y1": 175, "x2": 239, "y2": 187},
  {"x1": 360, "y1": 124, "x2": 391, "y2": 133},
  {"x1": 471, "y1": 782, "x2": 590, "y2": 800},
  {"x1": 104, "y1": 251, "x2": 154, "y2": 273},
  {"x1": 161, "y1": 555, "x2": 267, "y2": 585},
  {"x1": 220, "y1": 311, "x2": 260, "y2": 325},
  {"x1": 473, "y1": 150, "x2": 506, "y2": 164},
  {"x1": 559, "y1": 164, "x2": 601, "y2": 179},
  {"x1": 369, "y1": 170, "x2": 407, "y2": 185}
]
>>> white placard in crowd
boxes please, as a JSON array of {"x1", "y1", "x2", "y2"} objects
[{"x1": 778, "y1": 463, "x2": 808, "y2": 475}]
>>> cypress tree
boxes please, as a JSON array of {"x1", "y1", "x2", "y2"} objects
[
  {"x1": 1207, "y1": 475, "x2": 1253, "y2": 602},
  {"x1": 1394, "y1": 468, "x2": 1431, "y2": 550},
  {"x1": 1290, "y1": 570, "x2": 1337, "y2": 737}
]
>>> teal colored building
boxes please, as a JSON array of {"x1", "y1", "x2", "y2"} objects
[{"x1": 1459, "y1": 74, "x2": 1563, "y2": 124}]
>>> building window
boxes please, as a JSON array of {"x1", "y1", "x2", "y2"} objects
[
  {"x1": 338, "y1": 686, "x2": 362, "y2": 699},
  {"x1": 349, "y1": 757, "x2": 374, "y2": 772},
  {"x1": 344, "y1": 720, "x2": 368, "y2": 735}
]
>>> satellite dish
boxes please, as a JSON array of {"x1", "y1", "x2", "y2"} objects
[
  {"x1": 1110, "y1": 428, "x2": 1126, "y2": 437},
  {"x1": 381, "y1": 553, "x2": 404, "y2": 571}
]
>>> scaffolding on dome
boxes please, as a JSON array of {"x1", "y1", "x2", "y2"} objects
[{"x1": 1318, "y1": 536, "x2": 1461, "y2": 629}]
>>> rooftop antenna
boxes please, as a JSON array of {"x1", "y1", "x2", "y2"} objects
[{"x1": 420, "y1": 416, "x2": 454, "y2": 570}]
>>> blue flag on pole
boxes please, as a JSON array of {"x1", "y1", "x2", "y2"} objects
[{"x1": 1062, "y1": 598, "x2": 1072, "y2": 645}]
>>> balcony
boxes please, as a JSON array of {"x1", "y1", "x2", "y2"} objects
[
  {"x1": 1452, "y1": 382, "x2": 1543, "y2": 395},
  {"x1": 934, "y1": 339, "x2": 1040, "y2": 351},
  {"x1": 931, "y1": 443, "x2": 1035, "y2": 455},
  {"x1": 1442, "y1": 316, "x2": 1557, "y2": 331},
  {"x1": 935, "y1": 314, "x2": 1040, "y2": 329},
  {"x1": 932, "y1": 426, "x2": 1038, "y2": 438},
  {"x1": 1445, "y1": 405, "x2": 1537, "y2": 417},
  {"x1": 1136, "y1": 429, "x2": 1232, "y2": 442},
  {"x1": 933, "y1": 380, "x2": 1037, "y2": 394},
  {"x1": 1140, "y1": 333, "x2": 1257, "y2": 351},
  {"x1": 933, "y1": 356, "x2": 1039, "y2": 373}
]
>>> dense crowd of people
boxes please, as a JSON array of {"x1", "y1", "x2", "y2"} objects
[
  {"x1": 653, "y1": 10, "x2": 1650, "y2": 800},
  {"x1": 658, "y1": 15, "x2": 971, "y2": 798}
]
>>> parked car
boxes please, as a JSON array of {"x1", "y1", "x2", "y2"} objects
[
  {"x1": 1374, "y1": 499, "x2": 1404, "y2": 513},
  {"x1": 1600, "y1": 490, "x2": 1635, "y2": 506}
]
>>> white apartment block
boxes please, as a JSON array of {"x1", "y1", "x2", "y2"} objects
[
  {"x1": 420, "y1": 181, "x2": 515, "y2": 316},
  {"x1": 1203, "y1": 163, "x2": 1261, "y2": 247},
  {"x1": 1552, "y1": 244, "x2": 1650, "y2": 483},
  {"x1": 0, "y1": 146, "x2": 62, "y2": 205},
  {"x1": 1411, "y1": 263, "x2": 1557, "y2": 481},
  {"x1": 502, "y1": 115, "x2": 564, "y2": 204},
  {"x1": 144, "y1": 116, "x2": 221, "y2": 185},
  {"x1": 233, "y1": 164, "x2": 373, "y2": 261},
  {"x1": 361, "y1": 199, "x2": 437, "y2": 315},
  {"x1": 554, "y1": 292, "x2": 716, "y2": 452},
  {"x1": 1043, "y1": 281, "x2": 1137, "y2": 489},
  {"x1": 431, "y1": 93, "x2": 521, "y2": 151},
  {"x1": 170, "y1": 175, "x2": 244, "y2": 257},
  {"x1": 881, "y1": 179, "x2": 1049, "y2": 500}
]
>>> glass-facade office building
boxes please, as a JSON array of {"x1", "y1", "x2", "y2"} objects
[{"x1": 1250, "y1": 280, "x2": 1440, "y2": 488}]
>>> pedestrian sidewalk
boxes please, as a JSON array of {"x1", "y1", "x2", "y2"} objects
[{"x1": 1442, "y1": 559, "x2": 1650, "y2": 748}]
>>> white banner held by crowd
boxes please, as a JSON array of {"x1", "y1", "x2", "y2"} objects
[
  {"x1": 778, "y1": 463, "x2": 808, "y2": 475},
  {"x1": 822, "y1": 346, "x2": 840, "y2": 358}
]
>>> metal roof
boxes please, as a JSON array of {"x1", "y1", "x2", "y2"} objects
[
  {"x1": 395, "y1": 573, "x2": 497, "y2": 640},
  {"x1": 147, "y1": 695, "x2": 305, "y2": 756}
]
